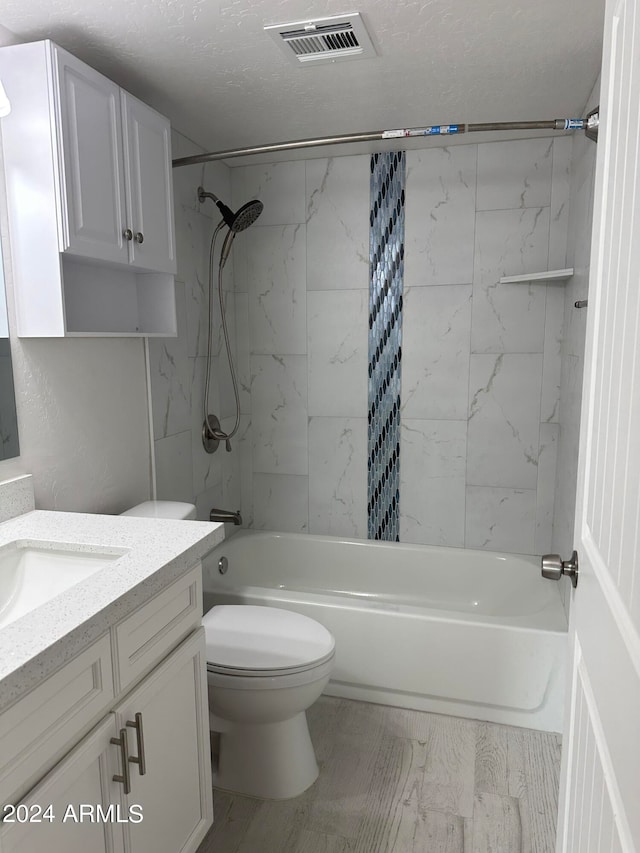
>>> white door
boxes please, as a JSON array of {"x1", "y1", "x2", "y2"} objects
[
  {"x1": 54, "y1": 46, "x2": 129, "y2": 264},
  {"x1": 0, "y1": 716, "x2": 125, "y2": 853},
  {"x1": 556, "y1": 0, "x2": 640, "y2": 849},
  {"x1": 112, "y1": 629, "x2": 212, "y2": 853},
  {"x1": 121, "y1": 92, "x2": 176, "y2": 274}
]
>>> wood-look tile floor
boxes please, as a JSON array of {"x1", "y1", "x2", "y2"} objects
[{"x1": 196, "y1": 696, "x2": 562, "y2": 853}]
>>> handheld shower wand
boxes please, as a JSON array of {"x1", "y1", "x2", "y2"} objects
[{"x1": 198, "y1": 187, "x2": 263, "y2": 453}]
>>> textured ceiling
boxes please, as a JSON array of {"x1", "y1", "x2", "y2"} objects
[{"x1": 0, "y1": 0, "x2": 605, "y2": 160}]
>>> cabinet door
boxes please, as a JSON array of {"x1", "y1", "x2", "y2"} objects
[
  {"x1": 113, "y1": 628, "x2": 212, "y2": 853},
  {"x1": 121, "y1": 92, "x2": 176, "y2": 274},
  {"x1": 54, "y1": 46, "x2": 129, "y2": 264},
  {"x1": 0, "y1": 716, "x2": 125, "y2": 853}
]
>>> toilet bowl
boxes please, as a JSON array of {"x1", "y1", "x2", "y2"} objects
[{"x1": 203, "y1": 604, "x2": 335, "y2": 799}]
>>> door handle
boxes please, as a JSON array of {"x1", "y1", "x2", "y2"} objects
[
  {"x1": 127, "y1": 712, "x2": 147, "y2": 776},
  {"x1": 541, "y1": 550, "x2": 579, "y2": 588},
  {"x1": 111, "y1": 728, "x2": 132, "y2": 794}
]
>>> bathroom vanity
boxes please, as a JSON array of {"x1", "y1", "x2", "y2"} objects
[{"x1": 0, "y1": 504, "x2": 223, "y2": 853}]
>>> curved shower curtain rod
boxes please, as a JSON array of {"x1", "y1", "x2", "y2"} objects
[{"x1": 172, "y1": 109, "x2": 600, "y2": 168}]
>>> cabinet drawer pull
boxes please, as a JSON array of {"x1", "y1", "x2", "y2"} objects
[
  {"x1": 123, "y1": 228, "x2": 133, "y2": 241},
  {"x1": 134, "y1": 231, "x2": 144, "y2": 244},
  {"x1": 111, "y1": 728, "x2": 132, "y2": 794},
  {"x1": 127, "y1": 712, "x2": 147, "y2": 776}
]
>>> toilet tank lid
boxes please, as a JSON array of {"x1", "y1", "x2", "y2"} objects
[{"x1": 121, "y1": 500, "x2": 197, "y2": 520}]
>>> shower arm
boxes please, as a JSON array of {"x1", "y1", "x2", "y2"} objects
[{"x1": 173, "y1": 111, "x2": 600, "y2": 168}]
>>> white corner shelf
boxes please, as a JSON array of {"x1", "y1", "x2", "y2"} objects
[{"x1": 499, "y1": 268, "x2": 574, "y2": 284}]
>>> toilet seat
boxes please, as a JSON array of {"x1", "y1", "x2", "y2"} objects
[
  {"x1": 206, "y1": 655, "x2": 335, "y2": 691},
  {"x1": 202, "y1": 605, "x2": 335, "y2": 677}
]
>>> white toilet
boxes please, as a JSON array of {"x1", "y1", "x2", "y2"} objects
[
  {"x1": 203, "y1": 604, "x2": 334, "y2": 799},
  {"x1": 122, "y1": 501, "x2": 335, "y2": 800}
]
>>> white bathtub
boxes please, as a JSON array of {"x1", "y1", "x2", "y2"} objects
[{"x1": 202, "y1": 531, "x2": 567, "y2": 732}]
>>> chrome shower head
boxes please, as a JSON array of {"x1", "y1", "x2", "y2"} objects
[{"x1": 197, "y1": 187, "x2": 263, "y2": 232}]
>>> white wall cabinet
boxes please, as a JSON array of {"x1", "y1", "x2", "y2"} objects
[
  {"x1": 122, "y1": 92, "x2": 175, "y2": 275},
  {"x1": 55, "y1": 48, "x2": 129, "y2": 266},
  {"x1": 0, "y1": 568, "x2": 212, "y2": 853},
  {"x1": 0, "y1": 40, "x2": 177, "y2": 337}
]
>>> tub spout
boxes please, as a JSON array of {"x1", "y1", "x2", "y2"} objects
[{"x1": 210, "y1": 507, "x2": 242, "y2": 525}]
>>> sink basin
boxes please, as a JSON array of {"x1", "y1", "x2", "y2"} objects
[{"x1": 0, "y1": 541, "x2": 126, "y2": 629}]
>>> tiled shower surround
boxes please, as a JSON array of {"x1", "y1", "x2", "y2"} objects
[{"x1": 153, "y1": 133, "x2": 577, "y2": 555}]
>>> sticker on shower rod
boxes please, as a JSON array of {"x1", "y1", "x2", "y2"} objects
[{"x1": 368, "y1": 151, "x2": 405, "y2": 542}]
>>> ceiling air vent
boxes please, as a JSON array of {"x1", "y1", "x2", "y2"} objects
[{"x1": 265, "y1": 13, "x2": 377, "y2": 66}]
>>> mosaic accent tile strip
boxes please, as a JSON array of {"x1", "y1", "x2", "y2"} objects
[{"x1": 368, "y1": 152, "x2": 405, "y2": 541}]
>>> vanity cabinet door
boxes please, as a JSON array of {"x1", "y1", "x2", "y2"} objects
[
  {"x1": 54, "y1": 46, "x2": 129, "y2": 265},
  {"x1": 0, "y1": 716, "x2": 125, "y2": 853},
  {"x1": 113, "y1": 628, "x2": 212, "y2": 853},
  {"x1": 121, "y1": 92, "x2": 176, "y2": 275}
]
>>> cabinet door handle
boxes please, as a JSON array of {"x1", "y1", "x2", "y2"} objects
[
  {"x1": 123, "y1": 228, "x2": 133, "y2": 241},
  {"x1": 127, "y1": 712, "x2": 147, "y2": 776},
  {"x1": 134, "y1": 231, "x2": 144, "y2": 244},
  {"x1": 111, "y1": 728, "x2": 132, "y2": 795}
]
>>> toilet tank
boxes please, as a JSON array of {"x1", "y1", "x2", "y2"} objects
[{"x1": 121, "y1": 501, "x2": 197, "y2": 520}]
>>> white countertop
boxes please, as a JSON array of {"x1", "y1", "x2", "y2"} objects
[{"x1": 0, "y1": 510, "x2": 224, "y2": 709}]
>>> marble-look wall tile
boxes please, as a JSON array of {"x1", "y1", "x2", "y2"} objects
[
  {"x1": 553, "y1": 357, "x2": 583, "y2": 558},
  {"x1": 246, "y1": 224, "x2": 307, "y2": 354},
  {"x1": 177, "y1": 205, "x2": 211, "y2": 359},
  {"x1": 541, "y1": 285, "x2": 564, "y2": 423},
  {"x1": 535, "y1": 422, "x2": 559, "y2": 554},
  {"x1": 549, "y1": 137, "x2": 573, "y2": 269},
  {"x1": 232, "y1": 161, "x2": 306, "y2": 226},
  {"x1": 405, "y1": 146, "x2": 477, "y2": 286},
  {"x1": 235, "y1": 292, "x2": 251, "y2": 414},
  {"x1": 253, "y1": 473, "x2": 309, "y2": 533},
  {"x1": 237, "y1": 417, "x2": 254, "y2": 527},
  {"x1": 148, "y1": 282, "x2": 191, "y2": 439},
  {"x1": 476, "y1": 139, "x2": 553, "y2": 211},
  {"x1": 195, "y1": 479, "x2": 224, "y2": 522},
  {"x1": 400, "y1": 420, "x2": 467, "y2": 547},
  {"x1": 175, "y1": 200, "x2": 207, "y2": 287},
  {"x1": 465, "y1": 486, "x2": 536, "y2": 553},
  {"x1": 467, "y1": 354, "x2": 543, "y2": 489},
  {"x1": 308, "y1": 417, "x2": 367, "y2": 538},
  {"x1": 155, "y1": 430, "x2": 193, "y2": 503},
  {"x1": 307, "y1": 290, "x2": 367, "y2": 417},
  {"x1": 401, "y1": 285, "x2": 472, "y2": 420},
  {"x1": 219, "y1": 414, "x2": 242, "y2": 512},
  {"x1": 471, "y1": 207, "x2": 550, "y2": 354},
  {"x1": 190, "y1": 356, "x2": 222, "y2": 496},
  {"x1": 306, "y1": 156, "x2": 369, "y2": 290},
  {"x1": 232, "y1": 235, "x2": 248, "y2": 292},
  {"x1": 251, "y1": 355, "x2": 308, "y2": 475},
  {"x1": 218, "y1": 293, "x2": 239, "y2": 422}
]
